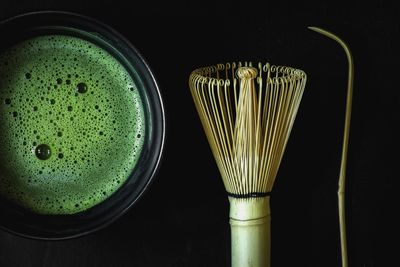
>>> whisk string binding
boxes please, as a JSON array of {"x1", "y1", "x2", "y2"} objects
[{"x1": 227, "y1": 191, "x2": 271, "y2": 198}]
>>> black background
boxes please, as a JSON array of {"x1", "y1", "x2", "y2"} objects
[{"x1": 0, "y1": 1, "x2": 399, "y2": 266}]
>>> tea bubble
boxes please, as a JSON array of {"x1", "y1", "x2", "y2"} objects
[
  {"x1": 77, "y1": 83, "x2": 87, "y2": 94},
  {"x1": 35, "y1": 144, "x2": 52, "y2": 160}
]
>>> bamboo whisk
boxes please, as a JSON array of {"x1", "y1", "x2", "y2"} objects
[{"x1": 189, "y1": 62, "x2": 307, "y2": 267}]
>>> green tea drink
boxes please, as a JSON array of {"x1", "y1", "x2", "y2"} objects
[{"x1": 0, "y1": 35, "x2": 145, "y2": 215}]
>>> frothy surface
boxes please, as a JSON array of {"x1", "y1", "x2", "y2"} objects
[{"x1": 0, "y1": 35, "x2": 145, "y2": 214}]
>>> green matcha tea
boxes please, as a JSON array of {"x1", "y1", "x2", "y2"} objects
[{"x1": 0, "y1": 35, "x2": 146, "y2": 215}]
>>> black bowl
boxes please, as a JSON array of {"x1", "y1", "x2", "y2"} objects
[{"x1": 0, "y1": 11, "x2": 165, "y2": 240}]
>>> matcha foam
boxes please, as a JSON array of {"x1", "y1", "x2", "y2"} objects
[{"x1": 0, "y1": 35, "x2": 145, "y2": 214}]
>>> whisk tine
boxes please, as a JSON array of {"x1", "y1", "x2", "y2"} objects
[
  {"x1": 189, "y1": 62, "x2": 306, "y2": 267},
  {"x1": 190, "y1": 62, "x2": 306, "y2": 196}
]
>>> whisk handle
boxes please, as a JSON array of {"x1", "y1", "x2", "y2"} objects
[{"x1": 229, "y1": 196, "x2": 271, "y2": 267}]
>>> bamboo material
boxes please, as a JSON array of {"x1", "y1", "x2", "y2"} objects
[
  {"x1": 308, "y1": 27, "x2": 354, "y2": 267},
  {"x1": 230, "y1": 197, "x2": 270, "y2": 267},
  {"x1": 189, "y1": 62, "x2": 307, "y2": 266}
]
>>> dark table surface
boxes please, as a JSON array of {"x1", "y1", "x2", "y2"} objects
[{"x1": 0, "y1": 1, "x2": 399, "y2": 266}]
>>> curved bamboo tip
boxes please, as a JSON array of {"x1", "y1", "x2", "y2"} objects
[
  {"x1": 307, "y1": 26, "x2": 327, "y2": 34},
  {"x1": 306, "y1": 26, "x2": 352, "y2": 58}
]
